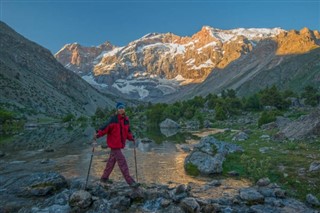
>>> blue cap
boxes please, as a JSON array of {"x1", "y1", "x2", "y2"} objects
[{"x1": 116, "y1": 102, "x2": 125, "y2": 109}]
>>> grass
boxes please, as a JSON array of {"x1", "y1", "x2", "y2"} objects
[
  {"x1": 185, "y1": 162, "x2": 200, "y2": 176},
  {"x1": 217, "y1": 127, "x2": 320, "y2": 202}
]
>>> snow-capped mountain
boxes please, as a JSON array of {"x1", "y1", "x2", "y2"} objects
[{"x1": 55, "y1": 26, "x2": 320, "y2": 101}]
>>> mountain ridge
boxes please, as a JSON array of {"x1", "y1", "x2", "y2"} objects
[
  {"x1": 0, "y1": 21, "x2": 115, "y2": 118},
  {"x1": 54, "y1": 26, "x2": 320, "y2": 101},
  {"x1": 55, "y1": 25, "x2": 320, "y2": 101}
]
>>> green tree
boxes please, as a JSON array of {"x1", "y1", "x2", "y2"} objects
[
  {"x1": 225, "y1": 97, "x2": 242, "y2": 115},
  {"x1": 301, "y1": 86, "x2": 319, "y2": 107},
  {"x1": 0, "y1": 108, "x2": 14, "y2": 124},
  {"x1": 226, "y1": 89, "x2": 237, "y2": 98},
  {"x1": 205, "y1": 93, "x2": 219, "y2": 109},
  {"x1": 243, "y1": 94, "x2": 262, "y2": 111},
  {"x1": 62, "y1": 113, "x2": 75, "y2": 123},
  {"x1": 193, "y1": 110, "x2": 204, "y2": 128},
  {"x1": 183, "y1": 106, "x2": 195, "y2": 119},
  {"x1": 259, "y1": 85, "x2": 290, "y2": 110},
  {"x1": 145, "y1": 103, "x2": 167, "y2": 125},
  {"x1": 215, "y1": 104, "x2": 227, "y2": 121},
  {"x1": 163, "y1": 105, "x2": 180, "y2": 121}
]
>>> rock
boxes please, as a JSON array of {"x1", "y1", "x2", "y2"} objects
[
  {"x1": 170, "y1": 184, "x2": 189, "y2": 202},
  {"x1": 261, "y1": 122, "x2": 277, "y2": 130},
  {"x1": 69, "y1": 190, "x2": 92, "y2": 209},
  {"x1": 309, "y1": 161, "x2": 320, "y2": 172},
  {"x1": 184, "y1": 136, "x2": 243, "y2": 175},
  {"x1": 249, "y1": 204, "x2": 279, "y2": 213},
  {"x1": 177, "y1": 144, "x2": 192, "y2": 152},
  {"x1": 297, "y1": 168, "x2": 306, "y2": 176},
  {"x1": 89, "y1": 199, "x2": 110, "y2": 213},
  {"x1": 260, "y1": 135, "x2": 270, "y2": 140},
  {"x1": 232, "y1": 131, "x2": 249, "y2": 141},
  {"x1": 306, "y1": 194, "x2": 320, "y2": 207},
  {"x1": 44, "y1": 147, "x2": 54, "y2": 152},
  {"x1": 259, "y1": 147, "x2": 270, "y2": 154},
  {"x1": 180, "y1": 197, "x2": 200, "y2": 213},
  {"x1": 2, "y1": 177, "x2": 319, "y2": 213},
  {"x1": 30, "y1": 204, "x2": 71, "y2": 213},
  {"x1": 109, "y1": 196, "x2": 131, "y2": 211},
  {"x1": 13, "y1": 172, "x2": 68, "y2": 197},
  {"x1": 275, "y1": 116, "x2": 291, "y2": 129},
  {"x1": 185, "y1": 151, "x2": 224, "y2": 175},
  {"x1": 40, "y1": 158, "x2": 50, "y2": 164},
  {"x1": 207, "y1": 180, "x2": 222, "y2": 187},
  {"x1": 280, "y1": 109, "x2": 320, "y2": 140},
  {"x1": 160, "y1": 127, "x2": 180, "y2": 137},
  {"x1": 185, "y1": 120, "x2": 200, "y2": 130},
  {"x1": 239, "y1": 188, "x2": 265, "y2": 205},
  {"x1": 175, "y1": 184, "x2": 189, "y2": 195},
  {"x1": 227, "y1": 171, "x2": 240, "y2": 177},
  {"x1": 274, "y1": 188, "x2": 286, "y2": 198},
  {"x1": 160, "y1": 198, "x2": 171, "y2": 208},
  {"x1": 204, "y1": 120, "x2": 213, "y2": 128},
  {"x1": 159, "y1": 118, "x2": 180, "y2": 129},
  {"x1": 0, "y1": 151, "x2": 5, "y2": 158},
  {"x1": 256, "y1": 178, "x2": 271, "y2": 187}
]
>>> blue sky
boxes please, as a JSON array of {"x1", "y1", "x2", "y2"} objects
[{"x1": 1, "y1": 0, "x2": 319, "y2": 54}]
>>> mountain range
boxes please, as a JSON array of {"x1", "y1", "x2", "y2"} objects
[
  {"x1": 55, "y1": 26, "x2": 320, "y2": 102},
  {"x1": 1, "y1": 21, "x2": 319, "y2": 119},
  {"x1": 0, "y1": 21, "x2": 115, "y2": 118}
]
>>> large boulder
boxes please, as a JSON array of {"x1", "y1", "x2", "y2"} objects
[
  {"x1": 159, "y1": 118, "x2": 180, "y2": 129},
  {"x1": 279, "y1": 109, "x2": 320, "y2": 140},
  {"x1": 184, "y1": 136, "x2": 243, "y2": 175},
  {"x1": 9, "y1": 172, "x2": 68, "y2": 197}
]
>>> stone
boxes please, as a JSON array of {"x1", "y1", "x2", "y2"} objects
[
  {"x1": 306, "y1": 194, "x2": 320, "y2": 207},
  {"x1": 69, "y1": 190, "x2": 92, "y2": 209},
  {"x1": 239, "y1": 188, "x2": 265, "y2": 205},
  {"x1": 159, "y1": 118, "x2": 180, "y2": 129},
  {"x1": 309, "y1": 161, "x2": 320, "y2": 172},
  {"x1": 256, "y1": 178, "x2": 271, "y2": 187},
  {"x1": 180, "y1": 197, "x2": 200, "y2": 213}
]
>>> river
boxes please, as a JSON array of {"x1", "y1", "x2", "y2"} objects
[{"x1": 0, "y1": 125, "x2": 250, "y2": 198}]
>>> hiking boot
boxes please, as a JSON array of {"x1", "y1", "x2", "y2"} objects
[
  {"x1": 130, "y1": 182, "x2": 140, "y2": 188},
  {"x1": 100, "y1": 178, "x2": 113, "y2": 184}
]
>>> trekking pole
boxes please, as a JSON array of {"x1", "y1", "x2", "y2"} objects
[
  {"x1": 133, "y1": 140, "x2": 138, "y2": 182},
  {"x1": 85, "y1": 138, "x2": 96, "y2": 190}
]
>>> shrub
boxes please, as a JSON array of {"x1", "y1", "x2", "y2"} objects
[
  {"x1": 240, "y1": 154, "x2": 272, "y2": 181},
  {"x1": 185, "y1": 162, "x2": 200, "y2": 176},
  {"x1": 62, "y1": 113, "x2": 75, "y2": 123},
  {"x1": 215, "y1": 105, "x2": 227, "y2": 121},
  {"x1": 258, "y1": 110, "x2": 282, "y2": 127}
]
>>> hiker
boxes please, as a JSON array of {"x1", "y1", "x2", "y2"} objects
[{"x1": 94, "y1": 102, "x2": 139, "y2": 188}]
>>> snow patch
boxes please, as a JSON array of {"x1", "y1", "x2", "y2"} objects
[
  {"x1": 112, "y1": 80, "x2": 149, "y2": 99},
  {"x1": 191, "y1": 59, "x2": 214, "y2": 70},
  {"x1": 82, "y1": 75, "x2": 108, "y2": 88}
]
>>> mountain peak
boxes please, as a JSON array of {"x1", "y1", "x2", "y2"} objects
[{"x1": 55, "y1": 25, "x2": 319, "y2": 101}]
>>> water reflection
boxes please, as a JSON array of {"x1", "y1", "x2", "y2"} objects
[
  {"x1": 91, "y1": 141, "x2": 206, "y2": 185},
  {"x1": 1, "y1": 125, "x2": 251, "y2": 194},
  {"x1": 91, "y1": 128, "x2": 222, "y2": 185},
  {"x1": 160, "y1": 127, "x2": 180, "y2": 137}
]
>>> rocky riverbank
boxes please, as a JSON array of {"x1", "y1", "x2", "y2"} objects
[{"x1": 0, "y1": 171, "x2": 319, "y2": 213}]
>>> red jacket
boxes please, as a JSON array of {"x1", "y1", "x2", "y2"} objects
[{"x1": 96, "y1": 114, "x2": 134, "y2": 149}]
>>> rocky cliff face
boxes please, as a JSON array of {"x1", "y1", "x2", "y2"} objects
[
  {"x1": 55, "y1": 42, "x2": 114, "y2": 75},
  {"x1": 55, "y1": 26, "x2": 320, "y2": 101},
  {"x1": 0, "y1": 21, "x2": 115, "y2": 118}
]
